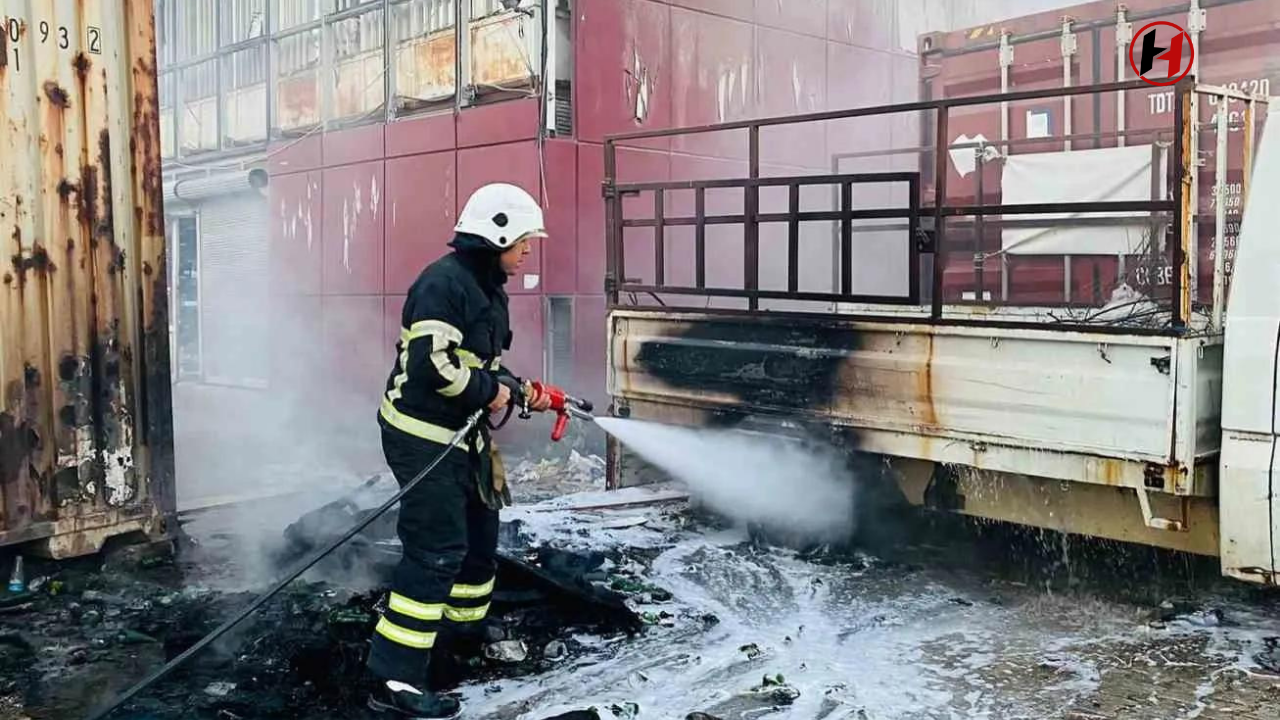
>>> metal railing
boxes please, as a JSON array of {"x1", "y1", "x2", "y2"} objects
[{"x1": 603, "y1": 78, "x2": 1208, "y2": 334}]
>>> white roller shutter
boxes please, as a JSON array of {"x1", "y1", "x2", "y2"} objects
[{"x1": 199, "y1": 193, "x2": 270, "y2": 388}]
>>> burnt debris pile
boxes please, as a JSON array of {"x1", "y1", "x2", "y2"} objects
[{"x1": 0, "y1": 494, "x2": 643, "y2": 720}]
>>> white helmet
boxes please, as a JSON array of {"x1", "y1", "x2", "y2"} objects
[{"x1": 455, "y1": 183, "x2": 548, "y2": 249}]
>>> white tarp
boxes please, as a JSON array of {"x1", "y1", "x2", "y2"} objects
[{"x1": 1000, "y1": 144, "x2": 1167, "y2": 255}]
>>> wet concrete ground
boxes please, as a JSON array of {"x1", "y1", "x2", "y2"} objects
[
  {"x1": 466, "y1": 502, "x2": 1280, "y2": 720},
  {"x1": 3, "y1": 479, "x2": 1279, "y2": 720}
]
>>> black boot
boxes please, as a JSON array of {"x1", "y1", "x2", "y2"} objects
[{"x1": 367, "y1": 680, "x2": 462, "y2": 719}]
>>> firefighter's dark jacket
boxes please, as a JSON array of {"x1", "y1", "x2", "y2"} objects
[{"x1": 379, "y1": 233, "x2": 515, "y2": 442}]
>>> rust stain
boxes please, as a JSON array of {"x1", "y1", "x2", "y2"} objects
[
  {"x1": 919, "y1": 334, "x2": 939, "y2": 428},
  {"x1": 43, "y1": 81, "x2": 71, "y2": 109},
  {"x1": 72, "y1": 52, "x2": 91, "y2": 80},
  {"x1": 57, "y1": 179, "x2": 78, "y2": 202},
  {"x1": 79, "y1": 164, "x2": 100, "y2": 233},
  {"x1": 97, "y1": 130, "x2": 116, "y2": 240}
]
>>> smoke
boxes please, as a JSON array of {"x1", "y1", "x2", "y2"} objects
[{"x1": 595, "y1": 418, "x2": 856, "y2": 542}]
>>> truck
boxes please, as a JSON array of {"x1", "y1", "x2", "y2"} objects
[
  {"x1": 602, "y1": 7, "x2": 1280, "y2": 583},
  {"x1": 0, "y1": 0, "x2": 175, "y2": 558}
]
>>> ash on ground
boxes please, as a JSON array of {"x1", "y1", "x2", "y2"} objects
[{"x1": 4, "y1": 455, "x2": 1280, "y2": 720}]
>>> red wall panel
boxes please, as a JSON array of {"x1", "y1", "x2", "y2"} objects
[
  {"x1": 270, "y1": 170, "x2": 324, "y2": 296},
  {"x1": 669, "y1": 0, "x2": 753, "y2": 23},
  {"x1": 668, "y1": 154, "x2": 748, "y2": 290},
  {"x1": 384, "y1": 151, "x2": 457, "y2": 294},
  {"x1": 324, "y1": 123, "x2": 385, "y2": 167},
  {"x1": 828, "y1": 0, "x2": 898, "y2": 51},
  {"x1": 504, "y1": 294, "x2": 545, "y2": 382},
  {"x1": 323, "y1": 295, "x2": 389, "y2": 399},
  {"x1": 457, "y1": 141, "x2": 543, "y2": 295},
  {"x1": 457, "y1": 98, "x2": 540, "y2": 149},
  {"x1": 826, "y1": 43, "x2": 897, "y2": 158},
  {"x1": 757, "y1": 26, "x2": 828, "y2": 169},
  {"x1": 576, "y1": 143, "x2": 670, "y2": 294},
  {"x1": 573, "y1": 295, "x2": 609, "y2": 404},
  {"x1": 384, "y1": 295, "x2": 406, "y2": 359},
  {"x1": 669, "y1": 7, "x2": 756, "y2": 159},
  {"x1": 542, "y1": 139, "x2": 578, "y2": 295},
  {"x1": 322, "y1": 162, "x2": 386, "y2": 295},
  {"x1": 268, "y1": 133, "x2": 324, "y2": 174},
  {"x1": 755, "y1": 0, "x2": 825, "y2": 39},
  {"x1": 386, "y1": 110, "x2": 456, "y2": 158},
  {"x1": 576, "y1": 0, "x2": 673, "y2": 149},
  {"x1": 270, "y1": 293, "x2": 324, "y2": 393}
]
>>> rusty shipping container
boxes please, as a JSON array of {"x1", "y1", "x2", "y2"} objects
[
  {"x1": 920, "y1": 0, "x2": 1279, "y2": 305},
  {"x1": 0, "y1": 0, "x2": 174, "y2": 558}
]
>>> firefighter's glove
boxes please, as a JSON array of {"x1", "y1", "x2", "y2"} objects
[
  {"x1": 488, "y1": 381, "x2": 512, "y2": 413},
  {"x1": 525, "y1": 381, "x2": 553, "y2": 412}
]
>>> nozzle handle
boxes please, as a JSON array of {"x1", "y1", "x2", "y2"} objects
[{"x1": 551, "y1": 412, "x2": 570, "y2": 442}]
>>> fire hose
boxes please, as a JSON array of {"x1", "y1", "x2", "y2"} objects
[{"x1": 86, "y1": 380, "x2": 593, "y2": 720}]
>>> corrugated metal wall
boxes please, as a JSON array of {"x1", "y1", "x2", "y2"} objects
[
  {"x1": 198, "y1": 194, "x2": 270, "y2": 388},
  {"x1": 0, "y1": 0, "x2": 175, "y2": 556}
]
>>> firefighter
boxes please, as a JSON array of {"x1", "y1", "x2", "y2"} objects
[{"x1": 366, "y1": 183, "x2": 553, "y2": 719}]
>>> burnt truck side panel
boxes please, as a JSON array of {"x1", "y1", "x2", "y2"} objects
[{"x1": 0, "y1": 0, "x2": 174, "y2": 557}]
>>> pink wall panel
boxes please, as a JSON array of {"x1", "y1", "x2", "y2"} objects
[
  {"x1": 757, "y1": 27, "x2": 828, "y2": 169},
  {"x1": 323, "y1": 295, "x2": 389, "y2": 399},
  {"x1": 670, "y1": 7, "x2": 757, "y2": 159},
  {"x1": 324, "y1": 123, "x2": 385, "y2": 167},
  {"x1": 386, "y1": 110, "x2": 456, "y2": 157},
  {"x1": 668, "y1": 154, "x2": 748, "y2": 290},
  {"x1": 828, "y1": 0, "x2": 898, "y2": 51},
  {"x1": 576, "y1": 143, "x2": 671, "y2": 295},
  {"x1": 270, "y1": 293, "x2": 323, "y2": 393},
  {"x1": 384, "y1": 295, "x2": 406, "y2": 356},
  {"x1": 456, "y1": 141, "x2": 543, "y2": 294},
  {"x1": 890, "y1": 52, "x2": 923, "y2": 149},
  {"x1": 322, "y1": 162, "x2": 386, "y2": 295},
  {"x1": 268, "y1": 133, "x2": 324, "y2": 174},
  {"x1": 669, "y1": 0, "x2": 754, "y2": 23},
  {"x1": 755, "y1": 0, "x2": 825, "y2": 38},
  {"x1": 541, "y1": 139, "x2": 578, "y2": 295},
  {"x1": 826, "y1": 43, "x2": 896, "y2": 158},
  {"x1": 270, "y1": 170, "x2": 324, "y2": 295},
  {"x1": 384, "y1": 151, "x2": 457, "y2": 294},
  {"x1": 457, "y1": 98, "x2": 540, "y2": 149},
  {"x1": 573, "y1": 295, "x2": 608, "y2": 405},
  {"x1": 504, "y1": 294, "x2": 545, "y2": 381},
  {"x1": 576, "y1": 0, "x2": 672, "y2": 149}
]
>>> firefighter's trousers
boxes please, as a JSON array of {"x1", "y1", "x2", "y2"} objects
[{"x1": 366, "y1": 426, "x2": 498, "y2": 686}]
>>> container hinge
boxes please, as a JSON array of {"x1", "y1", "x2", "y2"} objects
[
  {"x1": 1187, "y1": 1, "x2": 1207, "y2": 34},
  {"x1": 998, "y1": 31, "x2": 1014, "y2": 68},
  {"x1": 1116, "y1": 7, "x2": 1133, "y2": 47},
  {"x1": 1059, "y1": 20, "x2": 1078, "y2": 59}
]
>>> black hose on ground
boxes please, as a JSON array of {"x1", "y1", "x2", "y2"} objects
[{"x1": 84, "y1": 410, "x2": 486, "y2": 720}]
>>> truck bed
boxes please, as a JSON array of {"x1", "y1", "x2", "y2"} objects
[{"x1": 609, "y1": 309, "x2": 1222, "y2": 497}]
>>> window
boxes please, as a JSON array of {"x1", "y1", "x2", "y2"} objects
[
  {"x1": 223, "y1": 46, "x2": 269, "y2": 146},
  {"x1": 331, "y1": 6, "x2": 387, "y2": 121},
  {"x1": 276, "y1": 0, "x2": 324, "y2": 30},
  {"x1": 393, "y1": 0, "x2": 457, "y2": 109},
  {"x1": 179, "y1": 60, "x2": 220, "y2": 154},
  {"x1": 223, "y1": 0, "x2": 268, "y2": 45},
  {"x1": 276, "y1": 28, "x2": 323, "y2": 132},
  {"x1": 177, "y1": 0, "x2": 218, "y2": 61}
]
